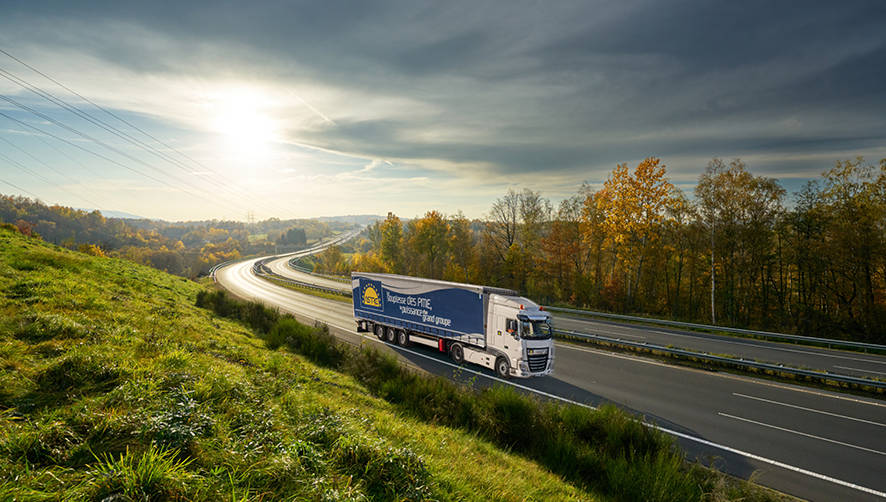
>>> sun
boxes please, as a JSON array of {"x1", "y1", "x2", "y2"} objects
[{"x1": 209, "y1": 87, "x2": 277, "y2": 159}]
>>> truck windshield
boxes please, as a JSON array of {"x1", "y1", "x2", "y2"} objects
[{"x1": 519, "y1": 319, "x2": 552, "y2": 339}]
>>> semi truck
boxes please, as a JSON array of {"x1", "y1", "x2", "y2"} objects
[{"x1": 351, "y1": 272, "x2": 554, "y2": 378}]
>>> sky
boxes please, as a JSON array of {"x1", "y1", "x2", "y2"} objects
[{"x1": 0, "y1": 0, "x2": 884, "y2": 221}]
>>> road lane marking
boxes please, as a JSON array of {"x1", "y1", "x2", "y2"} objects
[
  {"x1": 833, "y1": 365, "x2": 886, "y2": 376},
  {"x1": 557, "y1": 316, "x2": 886, "y2": 365},
  {"x1": 718, "y1": 412, "x2": 886, "y2": 456},
  {"x1": 733, "y1": 393, "x2": 886, "y2": 427},
  {"x1": 218, "y1": 262, "x2": 886, "y2": 499}
]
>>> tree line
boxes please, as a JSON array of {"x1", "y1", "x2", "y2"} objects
[
  {"x1": 330, "y1": 157, "x2": 885, "y2": 342},
  {"x1": 0, "y1": 195, "x2": 340, "y2": 278}
]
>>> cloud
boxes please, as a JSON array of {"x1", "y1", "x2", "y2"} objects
[{"x1": 0, "y1": 1, "x2": 884, "y2": 219}]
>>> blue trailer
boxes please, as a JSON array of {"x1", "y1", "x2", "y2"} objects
[{"x1": 352, "y1": 272, "x2": 554, "y2": 378}]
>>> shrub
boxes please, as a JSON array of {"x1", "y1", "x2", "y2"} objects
[{"x1": 195, "y1": 291, "x2": 771, "y2": 502}]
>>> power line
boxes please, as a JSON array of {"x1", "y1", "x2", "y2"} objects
[
  {"x1": 0, "y1": 98, "x2": 240, "y2": 217},
  {"x1": 0, "y1": 49, "x2": 288, "y2": 217},
  {"x1": 0, "y1": 177, "x2": 42, "y2": 200},
  {"x1": 0, "y1": 110, "x2": 237, "y2": 217},
  {"x1": 0, "y1": 67, "x2": 276, "y2": 215},
  {"x1": 0, "y1": 149, "x2": 103, "y2": 208}
]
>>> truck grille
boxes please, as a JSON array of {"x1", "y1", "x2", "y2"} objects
[{"x1": 527, "y1": 351, "x2": 548, "y2": 372}]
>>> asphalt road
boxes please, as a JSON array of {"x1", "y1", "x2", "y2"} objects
[
  {"x1": 265, "y1": 255, "x2": 886, "y2": 381},
  {"x1": 216, "y1": 257, "x2": 886, "y2": 501}
]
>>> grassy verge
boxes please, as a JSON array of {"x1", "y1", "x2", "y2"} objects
[
  {"x1": 197, "y1": 289, "x2": 788, "y2": 502},
  {"x1": 0, "y1": 228, "x2": 595, "y2": 501},
  {"x1": 262, "y1": 275, "x2": 351, "y2": 304}
]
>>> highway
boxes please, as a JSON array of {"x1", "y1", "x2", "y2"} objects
[
  {"x1": 216, "y1": 255, "x2": 886, "y2": 501},
  {"x1": 265, "y1": 255, "x2": 886, "y2": 381}
]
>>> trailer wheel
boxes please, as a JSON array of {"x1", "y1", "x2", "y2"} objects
[
  {"x1": 449, "y1": 343, "x2": 464, "y2": 365},
  {"x1": 396, "y1": 330, "x2": 409, "y2": 347},
  {"x1": 374, "y1": 324, "x2": 385, "y2": 340},
  {"x1": 495, "y1": 357, "x2": 510, "y2": 379},
  {"x1": 385, "y1": 326, "x2": 396, "y2": 343}
]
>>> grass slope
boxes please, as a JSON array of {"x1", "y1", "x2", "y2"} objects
[{"x1": 0, "y1": 229, "x2": 590, "y2": 500}]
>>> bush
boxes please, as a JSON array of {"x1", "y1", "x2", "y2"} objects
[
  {"x1": 265, "y1": 318, "x2": 346, "y2": 367},
  {"x1": 195, "y1": 291, "x2": 771, "y2": 502}
]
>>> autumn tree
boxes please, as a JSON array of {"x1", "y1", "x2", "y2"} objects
[
  {"x1": 696, "y1": 159, "x2": 785, "y2": 326},
  {"x1": 409, "y1": 210, "x2": 450, "y2": 278},
  {"x1": 595, "y1": 157, "x2": 679, "y2": 310},
  {"x1": 379, "y1": 213, "x2": 404, "y2": 273},
  {"x1": 446, "y1": 211, "x2": 474, "y2": 282}
]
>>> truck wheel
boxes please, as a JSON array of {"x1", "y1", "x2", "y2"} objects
[
  {"x1": 374, "y1": 324, "x2": 385, "y2": 340},
  {"x1": 449, "y1": 343, "x2": 464, "y2": 364},
  {"x1": 385, "y1": 326, "x2": 396, "y2": 343},
  {"x1": 396, "y1": 330, "x2": 409, "y2": 347},
  {"x1": 495, "y1": 357, "x2": 510, "y2": 379}
]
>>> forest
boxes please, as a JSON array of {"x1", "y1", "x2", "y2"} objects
[
  {"x1": 0, "y1": 195, "x2": 345, "y2": 278},
  {"x1": 321, "y1": 157, "x2": 885, "y2": 342}
]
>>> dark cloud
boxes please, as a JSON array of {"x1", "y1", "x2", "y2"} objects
[{"x1": 2, "y1": 0, "x2": 885, "y2": 186}]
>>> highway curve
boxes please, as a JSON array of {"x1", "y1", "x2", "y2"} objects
[
  {"x1": 266, "y1": 254, "x2": 886, "y2": 381},
  {"x1": 216, "y1": 257, "x2": 886, "y2": 502}
]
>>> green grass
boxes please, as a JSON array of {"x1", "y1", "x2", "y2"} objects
[
  {"x1": 263, "y1": 275, "x2": 351, "y2": 303},
  {"x1": 0, "y1": 228, "x2": 789, "y2": 501},
  {"x1": 0, "y1": 228, "x2": 595, "y2": 501},
  {"x1": 197, "y1": 291, "x2": 788, "y2": 502}
]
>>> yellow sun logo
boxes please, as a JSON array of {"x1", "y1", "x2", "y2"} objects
[{"x1": 362, "y1": 285, "x2": 381, "y2": 308}]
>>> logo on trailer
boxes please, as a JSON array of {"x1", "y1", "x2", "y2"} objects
[{"x1": 360, "y1": 280, "x2": 383, "y2": 310}]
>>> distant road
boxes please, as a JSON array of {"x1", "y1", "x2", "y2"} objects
[
  {"x1": 216, "y1": 256, "x2": 886, "y2": 502},
  {"x1": 263, "y1": 254, "x2": 886, "y2": 380}
]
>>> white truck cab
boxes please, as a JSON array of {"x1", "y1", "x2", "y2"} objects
[{"x1": 484, "y1": 294, "x2": 554, "y2": 377}]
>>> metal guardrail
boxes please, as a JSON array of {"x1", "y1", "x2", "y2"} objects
[
  {"x1": 253, "y1": 259, "x2": 353, "y2": 297},
  {"x1": 545, "y1": 306, "x2": 886, "y2": 352},
  {"x1": 287, "y1": 261, "x2": 351, "y2": 284},
  {"x1": 554, "y1": 328, "x2": 885, "y2": 390}
]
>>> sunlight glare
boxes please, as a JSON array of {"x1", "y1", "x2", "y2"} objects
[{"x1": 210, "y1": 87, "x2": 277, "y2": 162}]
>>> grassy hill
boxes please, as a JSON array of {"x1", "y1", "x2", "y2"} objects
[
  {"x1": 0, "y1": 228, "x2": 595, "y2": 500},
  {"x1": 0, "y1": 227, "x2": 783, "y2": 501}
]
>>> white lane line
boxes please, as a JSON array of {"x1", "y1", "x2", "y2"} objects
[
  {"x1": 833, "y1": 365, "x2": 886, "y2": 376},
  {"x1": 559, "y1": 317, "x2": 886, "y2": 365},
  {"x1": 718, "y1": 412, "x2": 886, "y2": 456},
  {"x1": 733, "y1": 393, "x2": 886, "y2": 427},
  {"x1": 218, "y1": 265, "x2": 886, "y2": 499}
]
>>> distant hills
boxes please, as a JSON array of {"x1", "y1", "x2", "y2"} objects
[
  {"x1": 315, "y1": 214, "x2": 383, "y2": 225},
  {"x1": 77, "y1": 208, "x2": 147, "y2": 220}
]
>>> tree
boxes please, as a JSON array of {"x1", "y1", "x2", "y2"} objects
[
  {"x1": 446, "y1": 211, "x2": 474, "y2": 282},
  {"x1": 596, "y1": 157, "x2": 679, "y2": 309},
  {"x1": 410, "y1": 210, "x2": 450, "y2": 278},
  {"x1": 379, "y1": 213, "x2": 404, "y2": 273},
  {"x1": 696, "y1": 158, "x2": 785, "y2": 326}
]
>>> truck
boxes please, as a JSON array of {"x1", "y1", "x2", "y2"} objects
[{"x1": 351, "y1": 272, "x2": 554, "y2": 378}]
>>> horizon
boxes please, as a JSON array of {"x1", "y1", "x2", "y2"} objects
[{"x1": 1, "y1": 1, "x2": 885, "y2": 221}]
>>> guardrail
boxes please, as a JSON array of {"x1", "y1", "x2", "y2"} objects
[
  {"x1": 287, "y1": 261, "x2": 351, "y2": 284},
  {"x1": 554, "y1": 328, "x2": 885, "y2": 391},
  {"x1": 545, "y1": 306, "x2": 886, "y2": 353},
  {"x1": 253, "y1": 259, "x2": 353, "y2": 297}
]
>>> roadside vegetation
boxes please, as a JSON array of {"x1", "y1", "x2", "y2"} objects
[
  {"x1": 0, "y1": 215, "x2": 788, "y2": 500},
  {"x1": 196, "y1": 291, "x2": 786, "y2": 502},
  {"x1": 0, "y1": 227, "x2": 589, "y2": 501},
  {"x1": 334, "y1": 157, "x2": 885, "y2": 343}
]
